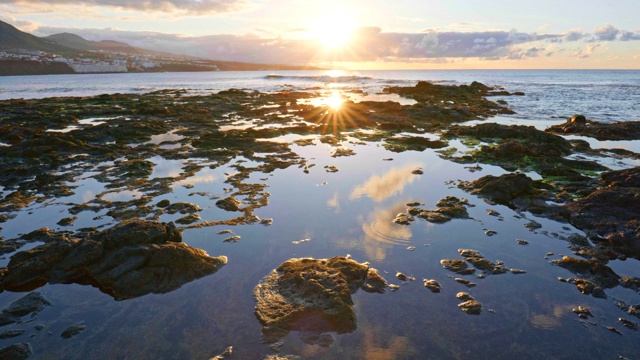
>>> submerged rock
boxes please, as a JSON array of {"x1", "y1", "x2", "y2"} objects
[
  {"x1": 253, "y1": 256, "x2": 386, "y2": 344},
  {"x1": 61, "y1": 321, "x2": 86, "y2": 339},
  {"x1": 0, "y1": 292, "x2": 51, "y2": 327},
  {"x1": 0, "y1": 342, "x2": 32, "y2": 360},
  {"x1": 0, "y1": 220, "x2": 227, "y2": 300}
]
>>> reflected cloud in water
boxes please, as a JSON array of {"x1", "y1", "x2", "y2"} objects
[
  {"x1": 337, "y1": 201, "x2": 414, "y2": 261},
  {"x1": 350, "y1": 163, "x2": 423, "y2": 202}
]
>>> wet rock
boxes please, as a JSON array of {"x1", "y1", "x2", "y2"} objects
[
  {"x1": 454, "y1": 278, "x2": 476, "y2": 287},
  {"x1": 524, "y1": 221, "x2": 542, "y2": 231},
  {"x1": 324, "y1": 165, "x2": 339, "y2": 173},
  {"x1": 165, "y1": 202, "x2": 201, "y2": 215},
  {"x1": 383, "y1": 136, "x2": 448, "y2": 152},
  {"x1": 389, "y1": 284, "x2": 400, "y2": 291},
  {"x1": 572, "y1": 306, "x2": 593, "y2": 319},
  {"x1": 393, "y1": 213, "x2": 414, "y2": 225},
  {"x1": 0, "y1": 342, "x2": 32, "y2": 360},
  {"x1": 564, "y1": 167, "x2": 640, "y2": 260},
  {"x1": 176, "y1": 213, "x2": 201, "y2": 225},
  {"x1": 415, "y1": 196, "x2": 471, "y2": 223},
  {"x1": 510, "y1": 269, "x2": 526, "y2": 274},
  {"x1": 547, "y1": 117, "x2": 640, "y2": 141},
  {"x1": 260, "y1": 218, "x2": 273, "y2": 226},
  {"x1": 456, "y1": 292, "x2": 473, "y2": 301},
  {"x1": 440, "y1": 259, "x2": 476, "y2": 275},
  {"x1": 606, "y1": 326, "x2": 622, "y2": 335},
  {"x1": 553, "y1": 256, "x2": 620, "y2": 288},
  {"x1": 621, "y1": 276, "x2": 640, "y2": 292},
  {"x1": 253, "y1": 256, "x2": 386, "y2": 344},
  {"x1": 215, "y1": 197, "x2": 243, "y2": 212},
  {"x1": 567, "y1": 278, "x2": 607, "y2": 298},
  {"x1": 459, "y1": 173, "x2": 538, "y2": 206},
  {"x1": 210, "y1": 346, "x2": 233, "y2": 360},
  {"x1": 0, "y1": 292, "x2": 52, "y2": 327},
  {"x1": 61, "y1": 321, "x2": 86, "y2": 339},
  {"x1": 516, "y1": 239, "x2": 529, "y2": 245},
  {"x1": 458, "y1": 300, "x2": 482, "y2": 315},
  {"x1": 57, "y1": 216, "x2": 78, "y2": 227},
  {"x1": 423, "y1": 279, "x2": 441, "y2": 293},
  {"x1": 0, "y1": 220, "x2": 227, "y2": 300},
  {"x1": 619, "y1": 318, "x2": 639, "y2": 331},
  {"x1": 0, "y1": 329, "x2": 26, "y2": 339},
  {"x1": 223, "y1": 235, "x2": 241, "y2": 243}
]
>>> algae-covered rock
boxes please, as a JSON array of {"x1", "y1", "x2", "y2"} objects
[
  {"x1": 0, "y1": 220, "x2": 227, "y2": 300},
  {"x1": 254, "y1": 256, "x2": 386, "y2": 344}
]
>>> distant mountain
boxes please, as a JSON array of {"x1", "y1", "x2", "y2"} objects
[
  {"x1": 44, "y1": 33, "x2": 142, "y2": 55},
  {"x1": 0, "y1": 20, "x2": 76, "y2": 55}
]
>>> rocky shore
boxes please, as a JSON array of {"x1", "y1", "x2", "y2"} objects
[{"x1": 0, "y1": 81, "x2": 639, "y2": 358}]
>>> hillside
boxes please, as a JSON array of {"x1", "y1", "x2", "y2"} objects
[{"x1": 0, "y1": 21, "x2": 76, "y2": 55}]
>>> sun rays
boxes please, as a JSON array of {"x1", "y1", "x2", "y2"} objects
[{"x1": 302, "y1": 90, "x2": 374, "y2": 136}]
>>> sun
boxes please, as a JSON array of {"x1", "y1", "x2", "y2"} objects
[{"x1": 310, "y1": 14, "x2": 355, "y2": 49}]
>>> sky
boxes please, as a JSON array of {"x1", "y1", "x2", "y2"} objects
[{"x1": 2, "y1": 0, "x2": 640, "y2": 69}]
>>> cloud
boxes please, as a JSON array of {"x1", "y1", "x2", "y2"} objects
[
  {"x1": 564, "y1": 29, "x2": 585, "y2": 42},
  {"x1": 594, "y1": 24, "x2": 619, "y2": 41},
  {"x1": 620, "y1": 31, "x2": 640, "y2": 41},
  {"x1": 574, "y1": 43, "x2": 601, "y2": 58},
  {"x1": 0, "y1": 14, "x2": 39, "y2": 32},
  {"x1": 1, "y1": 0, "x2": 250, "y2": 14}
]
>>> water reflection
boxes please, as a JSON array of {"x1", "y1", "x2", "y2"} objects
[
  {"x1": 360, "y1": 201, "x2": 413, "y2": 261},
  {"x1": 350, "y1": 163, "x2": 423, "y2": 202}
]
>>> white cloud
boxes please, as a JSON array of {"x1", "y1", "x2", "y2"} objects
[
  {"x1": 573, "y1": 43, "x2": 601, "y2": 58},
  {"x1": 1, "y1": 0, "x2": 250, "y2": 15}
]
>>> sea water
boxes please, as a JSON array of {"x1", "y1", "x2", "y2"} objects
[{"x1": 0, "y1": 70, "x2": 639, "y2": 359}]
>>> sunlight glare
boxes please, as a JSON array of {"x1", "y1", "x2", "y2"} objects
[
  {"x1": 324, "y1": 91, "x2": 344, "y2": 109},
  {"x1": 310, "y1": 14, "x2": 355, "y2": 49}
]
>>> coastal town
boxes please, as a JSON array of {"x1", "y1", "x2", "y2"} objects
[{"x1": 0, "y1": 48, "x2": 219, "y2": 73}]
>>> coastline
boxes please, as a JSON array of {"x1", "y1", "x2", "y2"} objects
[{"x1": 0, "y1": 79, "x2": 639, "y2": 358}]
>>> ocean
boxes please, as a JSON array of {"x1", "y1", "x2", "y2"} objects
[
  {"x1": 2, "y1": 69, "x2": 640, "y2": 122},
  {"x1": 1, "y1": 69, "x2": 639, "y2": 359}
]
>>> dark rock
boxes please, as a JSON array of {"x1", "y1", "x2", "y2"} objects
[
  {"x1": 0, "y1": 220, "x2": 227, "y2": 300},
  {"x1": 564, "y1": 167, "x2": 640, "y2": 259},
  {"x1": 547, "y1": 118, "x2": 640, "y2": 141},
  {"x1": 619, "y1": 318, "x2": 639, "y2": 331},
  {"x1": 61, "y1": 321, "x2": 86, "y2": 339},
  {"x1": 552, "y1": 256, "x2": 620, "y2": 288},
  {"x1": 459, "y1": 173, "x2": 537, "y2": 206},
  {"x1": 569, "y1": 114, "x2": 587, "y2": 124},
  {"x1": 0, "y1": 329, "x2": 26, "y2": 339},
  {"x1": 0, "y1": 342, "x2": 32, "y2": 360},
  {"x1": 0, "y1": 292, "x2": 52, "y2": 326},
  {"x1": 253, "y1": 256, "x2": 386, "y2": 344}
]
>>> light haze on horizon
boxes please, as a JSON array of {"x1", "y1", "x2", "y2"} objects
[{"x1": 1, "y1": 0, "x2": 639, "y2": 69}]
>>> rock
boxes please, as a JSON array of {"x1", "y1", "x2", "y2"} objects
[
  {"x1": 572, "y1": 306, "x2": 593, "y2": 319},
  {"x1": 454, "y1": 278, "x2": 476, "y2": 287},
  {"x1": 210, "y1": 346, "x2": 233, "y2": 360},
  {"x1": 552, "y1": 256, "x2": 620, "y2": 288},
  {"x1": 253, "y1": 256, "x2": 386, "y2": 344},
  {"x1": 0, "y1": 342, "x2": 32, "y2": 360},
  {"x1": 392, "y1": 213, "x2": 414, "y2": 225},
  {"x1": 510, "y1": 269, "x2": 526, "y2": 274},
  {"x1": 61, "y1": 321, "x2": 86, "y2": 339},
  {"x1": 516, "y1": 239, "x2": 529, "y2": 245},
  {"x1": 458, "y1": 300, "x2": 482, "y2": 315},
  {"x1": 0, "y1": 220, "x2": 227, "y2": 300},
  {"x1": 606, "y1": 326, "x2": 622, "y2": 335},
  {"x1": 0, "y1": 329, "x2": 26, "y2": 339},
  {"x1": 569, "y1": 114, "x2": 587, "y2": 124},
  {"x1": 456, "y1": 292, "x2": 473, "y2": 301},
  {"x1": 619, "y1": 318, "x2": 639, "y2": 330},
  {"x1": 440, "y1": 259, "x2": 476, "y2": 275},
  {"x1": 0, "y1": 292, "x2": 51, "y2": 327},
  {"x1": 547, "y1": 118, "x2": 640, "y2": 141},
  {"x1": 215, "y1": 197, "x2": 243, "y2": 212},
  {"x1": 564, "y1": 167, "x2": 640, "y2": 260},
  {"x1": 460, "y1": 173, "x2": 537, "y2": 206},
  {"x1": 423, "y1": 279, "x2": 441, "y2": 293}
]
